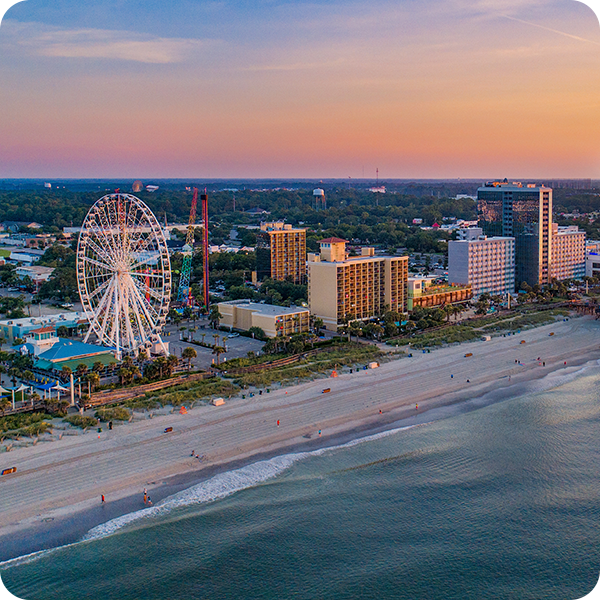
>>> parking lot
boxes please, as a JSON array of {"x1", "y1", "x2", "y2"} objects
[{"x1": 162, "y1": 319, "x2": 265, "y2": 370}]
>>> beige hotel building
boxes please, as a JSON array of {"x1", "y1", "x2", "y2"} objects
[
  {"x1": 307, "y1": 238, "x2": 408, "y2": 331},
  {"x1": 255, "y1": 222, "x2": 307, "y2": 284},
  {"x1": 550, "y1": 224, "x2": 585, "y2": 281}
]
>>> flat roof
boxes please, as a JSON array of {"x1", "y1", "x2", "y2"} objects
[
  {"x1": 450, "y1": 236, "x2": 514, "y2": 243},
  {"x1": 220, "y1": 301, "x2": 308, "y2": 317},
  {"x1": 478, "y1": 184, "x2": 549, "y2": 192},
  {"x1": 0, "y1": 312, "x2": 86, "y2": 327},
  {"x1": 311, "y1": 254, "x2": 407, "y2": 265}
]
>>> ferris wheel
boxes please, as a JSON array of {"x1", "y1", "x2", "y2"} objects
[{"x1": 77, "y1": 193, "x2": 171, "y2": 358}]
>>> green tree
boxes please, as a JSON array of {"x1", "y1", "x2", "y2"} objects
[
  {"x1": 75, "y1": 363, "x2": 88, "y2": 379},
  {"x1": 209, "y1": 305, "x2": 223, "y2": 329},
  {"x1": 212, "y1": 345, "x2": 226, "y2": 365},
  {"x1": 182, "y1": 347, "x2": 197, "y2": 371}
]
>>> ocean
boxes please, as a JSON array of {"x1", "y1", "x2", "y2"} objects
[{"x1": 2, "y1": 363, "x2": 600, "y2": 600}]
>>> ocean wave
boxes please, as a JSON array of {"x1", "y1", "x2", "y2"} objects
[
  {"x1": 83, "y1": 424, "x2": 416, "y2": 542},
  {"x1": 0, "y1": 425, "x2": 417, "y2": 570}
]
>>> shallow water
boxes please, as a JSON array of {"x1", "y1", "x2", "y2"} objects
[{"x1": 3, "y1": 365, "x2": 600, "y2": 600}]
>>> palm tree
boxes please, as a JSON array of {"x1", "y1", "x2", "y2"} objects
[
  {"x1": 92, "y1": 361, "x2": 104, "y2": 375},
  {"x1": 201, "y1": 333, "x2": 206, "y2": 345},
  {"x1": 212, "y1": 345, "x2": 226, "y2": 365},
  {"x1": 443, "y1": 305, "x2": 453, "y2": 322},
  {"x1": 209, "y1": 305, "x2": 223, "y2": 329},
  {"x1": 212, "y1": 333, "x2": 220, "y2": 348},
  {"x1": 154, "y1": 356, "x2": 168, "y2": 378},
  {"x1": 86, "y1": 371, "x2": 100, "y2": 392},
  {"x1": 221, "y1": 336, "x2": 228, "y2": 351},
  {"x1": 313, "y1": 317, "x2": 324, "y2": 334},
  {"x1": 130, "y1": 365, "x2": 141, "y2": 381},
  {"x1": 8, "y1": 367, "x2": 19, "y2": 386},
  {"x1": 166, "y1": 354, "x2": 179, "y2": 376},
  {"x1": 61, "y1": 365, "x2": 72, "y2": 381},
  {"x1": 182, "y1": 347, "x2": 197, "y2": 371},
  {"x1": 122, "y1": 355, "x2": 135, "y2": 369},
  {"x1": 76, "y1": 363, "x2": 88, "y2": 379},
  {"x1": 371, "y1": 323, "x2": 384, "y2": 341},
  {"x1": 118, "y1": 367, "x2": 132, "y2": 385}
]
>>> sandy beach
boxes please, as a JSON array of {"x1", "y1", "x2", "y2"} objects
[{"x1": 1, "y1": 314, "x2": 599, "y2": 561}]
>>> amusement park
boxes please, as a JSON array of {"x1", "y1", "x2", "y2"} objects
[{"x1": 0, "y1": 187, "x2": 237, "y2": 421}]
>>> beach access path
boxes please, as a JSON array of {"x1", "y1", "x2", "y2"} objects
[{"x1": 1, "y1": 316, "x2": 599, "y2": 540}]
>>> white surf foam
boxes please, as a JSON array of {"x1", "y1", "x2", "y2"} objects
[
  {"x1": 0, "y1": 424, "x2": 417, "y2": 570},
  {"x1": 82, "y1": 424, "x2": 416, "y2": 542}
]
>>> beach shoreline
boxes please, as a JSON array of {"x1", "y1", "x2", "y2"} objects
[{"x1": 1, "y1": 316, "x2": 599, "y2": 562}]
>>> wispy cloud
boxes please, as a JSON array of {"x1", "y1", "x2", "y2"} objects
[
  {"x1": 2, "y1": 21, "x2": 216, "y2": 63},
  {"x1": 501, "y1": 13, "x2": 600, "y2": 44}
]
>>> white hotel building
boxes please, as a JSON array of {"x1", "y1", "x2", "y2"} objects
[{"x1": 448, "y1": 232, "x2": 515, "y2": 298}]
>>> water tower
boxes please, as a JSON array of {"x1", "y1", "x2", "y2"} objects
[{"x1": 313, "y1": 188, "x2": 326, "y2": 210}]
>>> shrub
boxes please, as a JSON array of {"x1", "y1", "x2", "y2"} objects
[
  {"x1": 95, "y1": 407, "x2": 131, "y2": 421},
  {"x1": 63, "y1": 415, "x2": 98, "y2": 429},
  {"x1": 0, "y1": 412, "x2": 51, "y2": 433}
]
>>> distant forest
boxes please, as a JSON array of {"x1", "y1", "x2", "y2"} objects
[{"x1": 0, "y1": 184, "x2": 598, "y2": 242}]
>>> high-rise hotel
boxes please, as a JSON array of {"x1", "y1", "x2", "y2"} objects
[
  {"x1": 255, "y1": 222, "x2": 307, "y2": 284},
  {"x1": 477, "y1": 181, "x2": 551, "y2": 287}
]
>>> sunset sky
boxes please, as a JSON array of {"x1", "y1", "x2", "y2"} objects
[{"x1": 0, "y1": 0, "x2": 599, "y2": 179}]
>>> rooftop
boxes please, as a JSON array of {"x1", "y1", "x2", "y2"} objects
[
  {"x1": 318, "y1": 237, "x2": 347, "y2": 244},
  {"x1": 220, "y1": 300, "x2": 308, "y2": 317},
  {"x1": 35, "y1": 338, "x2": 115, "y2": 363},
  {"x1": 29, "y1": 326, "x2": 56, "y2": 335},
  {"x1": 0, "y1": 312, "x2": 86, "y2": 328}
]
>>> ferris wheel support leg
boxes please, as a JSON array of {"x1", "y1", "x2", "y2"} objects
[{"x1": 157, "y1": 335, "x2": 169, "y2": 357}]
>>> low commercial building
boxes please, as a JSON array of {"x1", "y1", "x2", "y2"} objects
[
  {"x1": 407, "y1": 277, "x2": 472, "y2": 311},
  {"x1": 448, "y1": 236, "x2": 515, "y2": 298},
  {"x1": 307, "y1": 239, "x2": 408, "y2": 331},
  {"x1": 20, "y1": 327, "x2": 117, "y2": 377},
  {"x1": 15, "y1": 265, "x2": 55, "y2": 290},
  {"x1": 6, "y1": 249, "x2": 45, "y2": 265},
  {"x1": 217, "y1": 300, "x2": 309, "y2": 338},
  {"x1": 550, "y1": 224, "x2": 585, "y2": 281},
  {"x1": 0, "y1": 312, "x2": 87, "y2": 343}
]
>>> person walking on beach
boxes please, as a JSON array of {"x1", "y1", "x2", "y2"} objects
[
  {"x1": 143, "y1": 489, "x2": 148, "y2": 504},
  {"x1": 101, "y1": 494, "x2": 105, "y2": 505},
  {"x1": 277, "y1": 420, "x2": 280, "y2": 427}
]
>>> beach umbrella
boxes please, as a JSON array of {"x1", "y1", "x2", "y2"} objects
[{"x1": 51, "y1": 383, "x2": 69, "y2": 400}]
